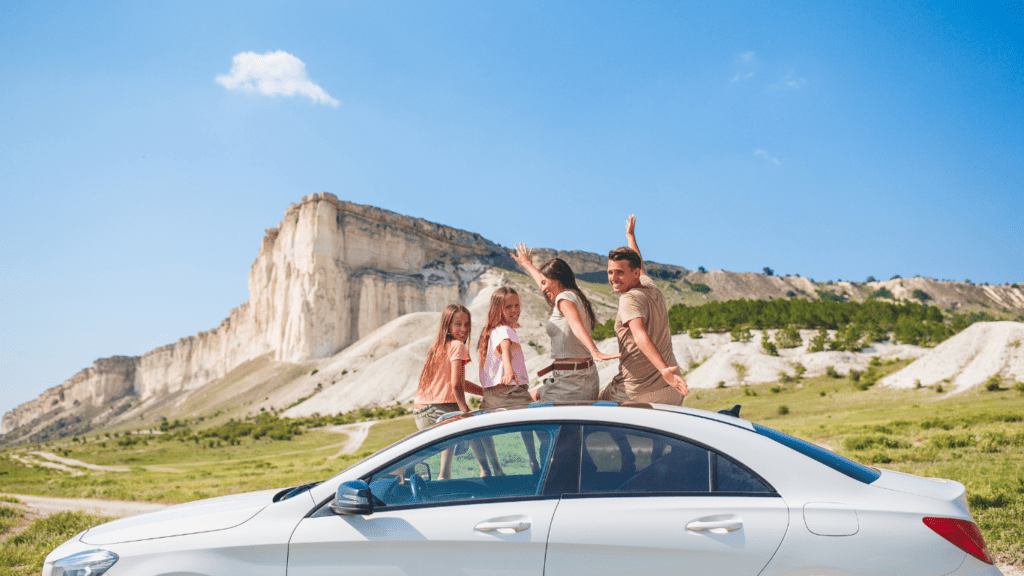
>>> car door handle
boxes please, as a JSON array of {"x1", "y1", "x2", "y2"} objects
[
  {"x1": 475, "y1": 520, "x2": 531, "y2": 533},
  {"x1": 686, "y1": 517, "x2": 743, "y2": 533}
]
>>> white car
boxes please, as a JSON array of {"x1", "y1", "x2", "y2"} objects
[{"x1": 44, "y1": 403, "x2": 1001, "y2": 576}]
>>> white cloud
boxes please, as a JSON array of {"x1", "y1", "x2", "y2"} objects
[
  {"x1": 755, "y1": 149, "x2": 780, "y2": 165},
  {"x1": 732, "y1": 71, "x2": 754, "y2": 82},
  {"x1": 732, "y1": 51, "x2": 756, "y2": 81},
  {"x1": 740, "y1": 51, "x2": 756, "y2": 63},
  {"x1": 771, "y1": 71, "x2": 806, "y2": 90},
  {"x1": 216, "y1": 51, "x2": 338, "y2": 106}
]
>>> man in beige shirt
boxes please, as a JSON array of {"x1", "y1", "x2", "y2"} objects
[{"x1": 599, "y1": 215, "x2": 689, "y2": 405}]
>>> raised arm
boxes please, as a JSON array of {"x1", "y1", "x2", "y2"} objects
[
  {"x1": 625, "y1": 317, "x2": 689, "y2": 396},
  {"x1": 625, "y1": 214, "x2": 647, "y2": 277},
  {"x1": 510, "y1": 243, "x2": 547, "y2": 289},
  {"x1": 557, "y1": 299, "x2": 620, "y2": 362}
]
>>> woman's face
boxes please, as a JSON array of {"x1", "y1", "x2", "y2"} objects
[
  {"x1": 540, "y1": 276, "x2": 564, "y2": 300},
  {"x1": 449, "y1": 312, "x2": 470, "y2": 342},
  {"x1": 502, "y1": 294, "x2": 521, "y2": 327}
]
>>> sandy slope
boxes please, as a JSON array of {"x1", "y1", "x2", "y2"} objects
[{"x1": 880, "y1": 321, "x2": 1024, "y2": 393}]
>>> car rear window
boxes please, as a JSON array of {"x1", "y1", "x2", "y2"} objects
[{"x1": 753, "y1": 424, "x2": 880, "y2": 484}]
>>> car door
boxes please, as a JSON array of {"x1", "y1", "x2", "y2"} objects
[
  {"x1": 288, "y1": 423, "x2": 562, "y2": 576},
  {"x1": 544, "y1": 424, "x2": 789, "y2": 576}
]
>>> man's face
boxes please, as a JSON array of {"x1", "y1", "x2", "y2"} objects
[{"x1": 607, "y1": 259, "x2": 641, "y2": 294}]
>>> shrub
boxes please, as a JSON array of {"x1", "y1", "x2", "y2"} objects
[
  {"x1": 690, "y1": 283, "x2": 711, "y2": 294},
  {"x1": 698, "y1": 266, "x2": 706, "y2": 273},
  {"x1": 776, "y1": 325, "x2": 803, "y2": 349},
  {"x1": 1014, "y1": 381, "x2": 1024, "y2": 394},
  {"x1": 732, "y1": 363, "x2": 747, "y2": 380},
  {"x1": 809, "y1": 327, "x2": 829, "y2": 352},
  {"x1": 730, "y1": 325, "x2": 753, "y2": 343},
  {"x1": 825, "y1": 366, "x2": 840, "y2": 379},
  {"x1": 743, "y1": 387, "x2": 757, "y2": 396},
  {"x1": 871, "y1": 287, "x2": 894, "y2": 299},
  {"x1": 786, "y1": 290, "x2": 797, "y2": 298},
  {"x1": 689, "y1": 328, "x2": 703, "y2": 339},
  {"x1": 778, "y1": 371, "x2": 794, "y2": 384},
  {"x1": 849, "y1": 369, "x2": 862, "y2": 382},
  {"x1": 985, "y1": 375, "x2": 1003, "y2": 392},
  {"x1": 770, "y1": 386, "x2": 782, "y2": 394},
  {"x1": 777, "y1": 405, "x2": 789, "y2": 415},
  {"x1": 591, "y1": 318, "x2": 615, "y2": 340},
  {"x1": 866, "y1": 276, "x2": 877, "y2": 282},
  {"x1": 843, "y1": 434, "x2": 909, "y2": 451},
  {"x1": 791, "y1": 362, "x2": 807, "y2": 380},
  {"x1": 912, "y1": 289, "x2": 931, "y2": 302},
  {"x1": 930, "y1": 432, "x2": 975, "y2": 449},
  {"x1": 763, "y1": 267, "x2": 774, "y2": 276},
  {"x1": 717, "y1": 381, "x2": 726, "y2": 389},
  {"x1": 761, "y1": 332, "x2": 779, "y2": 356}
]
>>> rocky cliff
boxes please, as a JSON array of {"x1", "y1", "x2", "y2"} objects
[
  {"x1": 2, "y1": 193, "x2": 513, "y2": 435},
  {"x1": 5, "y1": 194, "x2": 1023, "y2": 438}
]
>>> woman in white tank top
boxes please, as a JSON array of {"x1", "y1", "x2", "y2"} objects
[{"x1": 511, "y1": 244, "x2": 619, "y2": 402}]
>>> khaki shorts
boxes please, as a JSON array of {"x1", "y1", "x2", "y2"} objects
[
  {"x1": 538, "y1": 365, "x2": 600, "y2": 403},
  {"x1": 599, "y1": 378, "x2": 684, "y2": 406},
  {"x1": 481, "y1": 384, "x2": 533, "y2": 410},
  {"x1": 414, "y1": 403, "x2": 461, "y2": 430}
]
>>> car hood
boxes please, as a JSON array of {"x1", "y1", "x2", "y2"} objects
[{"x1": 80, "y1": 488, "x2": 278, "y2": 545}]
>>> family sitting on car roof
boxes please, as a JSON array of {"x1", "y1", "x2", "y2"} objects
[{"x1": 412, "y1": 215, "x2": 691, "y2": 447}]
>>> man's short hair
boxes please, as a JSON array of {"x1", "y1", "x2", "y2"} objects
[{"x1": 608, "y1": 247, "x2": 642, "y2": 270}]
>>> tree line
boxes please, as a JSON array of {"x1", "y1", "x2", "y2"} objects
[{"x1": 591, "y1": 297, "x2": 996, "y2": 347}]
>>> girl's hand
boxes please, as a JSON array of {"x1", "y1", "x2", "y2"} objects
[
  {"x1": 625, "y1": 214, "x2": 636, "y2": 237},
  {"x1": 592, "y1": 349, "x2": 621, "y2": 362},
  {"x1": 500, "y1": 370, "x2": 514, "y2": 386},
  {"x1": 511, "y1": 243, "x2": 534, "y2": 268}
]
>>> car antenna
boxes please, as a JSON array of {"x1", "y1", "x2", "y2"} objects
[{"x1": 718, "y1": 405, "x2": 741, "y2": 418}]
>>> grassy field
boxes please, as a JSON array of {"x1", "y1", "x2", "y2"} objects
[{"x1": 2, "y1": 363, "x2": 1022, "y2": 565}]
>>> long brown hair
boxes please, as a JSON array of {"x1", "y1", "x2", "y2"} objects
[
  {"x1": 478, "y1": 287, "x2": 518, "y2": 365},
  {"x1": 417, "y1": 304, "x2": 471, "y2": 391},
  {"x1": 539, "y1": 258, "x2": 597, "y2": 328}
]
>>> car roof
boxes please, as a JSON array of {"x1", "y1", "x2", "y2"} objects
[{"x1": 436, "y1": 402, "x2": 755, "y2": 432}]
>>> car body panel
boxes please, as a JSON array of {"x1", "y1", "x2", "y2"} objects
[
  {"x1": 545, "y1": 496, "x2": 788, "y2": 576},
  {"x1": 288, "y1": 500, "x2": 558, "y2": 576}
]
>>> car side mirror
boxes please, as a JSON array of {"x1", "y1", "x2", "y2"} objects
[
  {"x1": 415, "y1": 462, "x2": 431, "y2": 481},
  {"x1": 330, "y1": 480, "x2": 373, "y2": 515}
]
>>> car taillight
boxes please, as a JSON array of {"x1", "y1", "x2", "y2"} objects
[{"x1": 922, "y1": 517, "x2": 993, "y2": 565}]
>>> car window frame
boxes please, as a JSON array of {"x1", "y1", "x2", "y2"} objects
[
  {"x1": 352, "y1": 422, "x2": 567, "y2": 512},
  {"x1": 562, "y1": 421, "x2": 779, "y2": 499}
]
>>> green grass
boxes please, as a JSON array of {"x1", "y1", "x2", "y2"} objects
[
  {"x1": 685, "y1": 359, "x2": 1024, "y2": 564},
  {"x1": 0, "y1": 510, "x2": 113, "y2": 575}
]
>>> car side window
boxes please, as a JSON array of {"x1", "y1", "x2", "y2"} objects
[
  {"x1": 579, "y1": 425, "x2": 774, "y2": 495},
  {"x1": 713, "y1": 453, "x2": 772, "y2": 493},
  {"x1": 368, "y1": 424, "x2": 560, "y2": 508},
  {"x1": 581, "y1": 425, "x2": 711, "y2": 494}
]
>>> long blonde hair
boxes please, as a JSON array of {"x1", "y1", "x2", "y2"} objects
[
  {"x1": 478, "y1": 287, "x2": 518, "y2": 365},
  {"x1": 418, "y1": 304, "x2": 471, "y2": 390}
]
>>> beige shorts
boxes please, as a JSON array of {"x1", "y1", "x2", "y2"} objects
[
  {"x1": 599, "y1": 378, "x2": 684, "y2": 406},
  {"x1": 538, "y1": 365, "x2": 600, "y2": 403},
  {"x1": 413, "y1": 403, "x2": 461, "y2": 430},
  {"x1": 481, "y1": 384, "x2": 533, "y2": 410}
]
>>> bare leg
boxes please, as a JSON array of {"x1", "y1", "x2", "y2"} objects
[
  {"x1": 482, "y1": 437, "x2": 504, "y2": 476},
  {"x1": 520, "y1": 431, "x2": 540, "y2": 474},
  {"x1": 469, "y1": 439, "x2": 491, "y2": 477},
  {"x1": 438, "y1": 446, "x2": 454, "y2": 480}
]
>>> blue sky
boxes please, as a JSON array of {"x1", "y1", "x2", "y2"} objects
[{"x1": 1, "y1": 1, "x2": 1021, "y2": 415}]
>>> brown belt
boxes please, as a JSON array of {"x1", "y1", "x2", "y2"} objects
[{"x1": 537, "y1": 358, "x2": 594, "y2": 377}]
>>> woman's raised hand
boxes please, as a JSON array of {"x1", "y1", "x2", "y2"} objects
[{"x1": 511, "y1": 243, "x2": 534, "y2": 268}]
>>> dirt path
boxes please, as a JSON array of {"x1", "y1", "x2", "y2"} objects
[
  {"x1": 9, "y1": 454, "x2": 83, "y2": 476},
  {"x1": 325, "y1": 422, "x2": 376, "y2": 459},
  {"x1": 0, "y1": 493, "x2": 168, "y2": 520},
  {"x1": 30, "y1": 451, "x2": 130, "y2": 472}
]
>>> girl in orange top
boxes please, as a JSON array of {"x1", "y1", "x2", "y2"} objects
[{"x1": 414, "y1": 304, "x2": 488, "y2": 478}]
